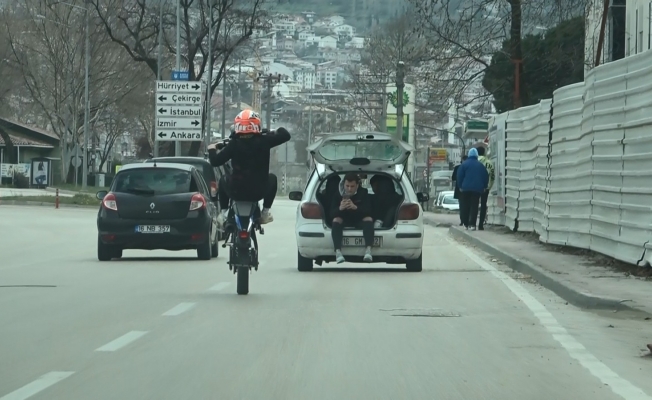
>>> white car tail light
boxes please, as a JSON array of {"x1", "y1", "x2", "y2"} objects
[
  {"x1": 189, "y1": 193, "x2": 206, "y2": 211},
  {"x1": 102, "y1": 193, "x2": 118, "y2": 211}
]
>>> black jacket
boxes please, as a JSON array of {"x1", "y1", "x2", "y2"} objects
[
  {"x1": 208, "y1": 128, "x2": 291, "y2": 201},
  {"x1": 330, "y1": 188, "x2": 371, "y2": 220}
]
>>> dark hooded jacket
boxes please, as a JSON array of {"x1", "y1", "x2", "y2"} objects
[{"x1": 208, "y1": 127, "x2": 290, "y2": 201}]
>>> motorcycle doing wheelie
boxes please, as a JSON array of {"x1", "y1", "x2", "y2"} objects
[{"x1": 215, "y1": 138, "x2": 263, "y2": 295}]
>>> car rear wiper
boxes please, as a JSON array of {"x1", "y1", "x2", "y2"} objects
[{"x1": 125, "y1": 188, "x2": 156, "y2": 195}]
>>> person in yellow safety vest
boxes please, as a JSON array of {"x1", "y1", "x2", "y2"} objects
[{"x1": 475, "y1": 146, "x2": 495, "y2": 230}]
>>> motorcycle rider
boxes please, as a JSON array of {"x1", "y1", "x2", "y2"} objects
[{"x1": 207, "y1": 109, "x2": 290, "y2": 226}]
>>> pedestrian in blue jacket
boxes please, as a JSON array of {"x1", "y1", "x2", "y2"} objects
[{"x1": 457, "y1": 148, "x2": 489, "y2": 230}]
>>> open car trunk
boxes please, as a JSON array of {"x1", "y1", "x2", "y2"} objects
[
  {"x1": 307, "y1": 131, "x2": 415, "y2": 231},
  {"x1": 316, "y1": 172, "x2": 406, "y2": 230}
]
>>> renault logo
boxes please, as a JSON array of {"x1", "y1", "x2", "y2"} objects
[{"x1": 150, "y1": 203, "x2": 155, "y2": 209}]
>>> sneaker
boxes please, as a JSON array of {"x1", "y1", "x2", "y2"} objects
[
  {"x1": 335, "y1": 250, "x2": 345, "y2": 264},
  {"x1": 260, "y1": 208, "x2": 274, "y2": 224},
  {"x1": 363, "y1": 246, "x2": 373, "y2": 262},
  {"x1": 478, "y1": 225, "x2": 484, "y2": 231},
  {"x1": 470, "y1": 226, "x2": 477, "y2": 231},
  {"x1": 217, "y1": 210, "x2": 228, "y2": 228},
  {"x1": 374, "y1": 220, "x2": 383, "y2": 229}
]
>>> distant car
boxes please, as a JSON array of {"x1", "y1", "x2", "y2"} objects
[
  {"x1": 290, "y1": 132, "x2": 428, "y2": 272},
  {"x1": 434, "y1": 190, "x2": 455, "y2": 208},
  {"x1": 431, "y1": 170, "x2": 452, "y2": 190},
  {"x1": 145, "y1": 156, "x2": 227, "y2": 240},
  {"x1": 96, "y1": 162, "x2": 220, "y2": 261},
  {"x1": 440, "y1": 195, "x2": 459, "y2": 212}
]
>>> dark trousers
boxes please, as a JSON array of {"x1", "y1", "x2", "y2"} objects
[
  {"x1": 331, "y1": 217, "x2": 374, "y2": 251},
  {"x1": 218, "y1": 173, "x2": 278, "y2": 210},
  {"x1": 460, "y1": 191, "x2": 481, "y2": 228},
  {"x1": 477, "y1": 190, "x2": 489, "y2": 227}
]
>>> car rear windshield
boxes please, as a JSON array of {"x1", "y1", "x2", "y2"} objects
[
  {"x1": 443, "y1": 196, "x2": 458, "y2": 204},
  {"x1": 113, "y1": 168, "x2": 196, "y2": 194}
]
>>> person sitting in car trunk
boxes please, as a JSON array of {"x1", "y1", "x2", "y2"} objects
[
  {"x1": 370, "y1": 174, "x2": 402, "y2": 229},
  {"x1": 330, "y1": 173, "x2": 374, "y2": 263}
]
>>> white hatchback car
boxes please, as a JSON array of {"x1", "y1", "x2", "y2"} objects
[{"x1": 289, "y1": 132, "x2": 429, "y2": 272}]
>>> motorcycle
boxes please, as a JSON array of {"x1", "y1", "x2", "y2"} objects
[{"x1": 214, "y1": 138, "x2": 264, "y2": 295}]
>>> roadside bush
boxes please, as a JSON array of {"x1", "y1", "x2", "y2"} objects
[
  {"x1": 12, "y1": 173, "x2": 30, "y2": 188},
  {"x1": 71, "y1": 194, "x2": 100, "y2": 205}
]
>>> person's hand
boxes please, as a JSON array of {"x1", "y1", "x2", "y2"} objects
[
  {"x1": 348, "y1": 201, "x2": 357, "y2": 210},
  {"x1": 339, "y1": 200, "x2": 348, "y2": 210},
  {"x1": 207, "y1": 143, "x2": 218, "y2": 151}
]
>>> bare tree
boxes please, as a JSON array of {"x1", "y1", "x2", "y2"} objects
[
  {"x1": 89, "y1": 0, "x2": 269, "y2": 156},
  {"x1": 5, "y1": 0, "x2": 147, "y2": 181},
  {"x1": 407, "y1": 0, "x2": 586, "y2": 111},
  {"x1": 345, "y1": 13, "x2": 441, "y2": 130}
]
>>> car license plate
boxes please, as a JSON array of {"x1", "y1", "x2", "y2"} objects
[
  {"x1": 135, "y1": 225, "x2": 171, "y2": 234},
  {"x1": 341, "y1": 237, "x2": 382, "y2": 247}
]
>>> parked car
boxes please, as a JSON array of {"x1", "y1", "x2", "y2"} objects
[
  {"x1": 290, "y1": 132, "x2": 428, "y2": 272},
  {"x1": 96, "y1": 162, "x2": 220, "y2": 261},
  {"x1": 440, "y1": 195, "x2": 459, "y2": 212},
  {"x1": 434, "y1": 190, "x2": 455, "y2": 208}
]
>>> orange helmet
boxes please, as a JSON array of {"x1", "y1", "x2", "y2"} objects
[{"x1": 233, "y1": 109, "x2": 262, "y2": 134}]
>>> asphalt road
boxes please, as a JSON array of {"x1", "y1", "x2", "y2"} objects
[{"x1": 2, "y1": 201, "x2": 652, "y2": 400}]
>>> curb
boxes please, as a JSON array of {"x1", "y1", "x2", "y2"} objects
[
  {"x1": 424, "y1": 215, "x2": 455, "y2": 228},
  {"x1": 0, "y1": 200, "x2": 98, "y2": 209},
  {"x1": 448, "y1": 225, "x2": 646, "y2": 314}
]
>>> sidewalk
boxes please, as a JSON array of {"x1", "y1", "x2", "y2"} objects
[
  {"x1": 423, "y1": 211, "x2": 461, "y2": 227},
  {"x1": 442, "y1": 224, "x2": 652, "y2": 315}
]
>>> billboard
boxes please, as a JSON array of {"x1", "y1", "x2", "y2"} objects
[{"x1": 428, "y1": 148, "x2": 447, "y2": 165}]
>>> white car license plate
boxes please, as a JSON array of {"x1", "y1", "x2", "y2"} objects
[
  {"x1": 135, "y1": 225, "x2": 171, "y2": 234},
  {"x1": 342, "y1": 237, "x2": 382, "y2": 247}
]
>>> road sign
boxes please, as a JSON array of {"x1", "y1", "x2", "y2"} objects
[
  {"x1": 155, "y1": 80, "x2": 204, "y2": 142},
  {"x1": 156, "y1": 105, "x2": 202, "y2": 117},
  {"x1": 156, "y1": 131, "x2": 204, "y2": 141},
  {"x1": 156, "y1": 118, "x2": 201, "y2": 129},
  {"x1": 172, "y1": 70, "x2": 190, "y2": 81}
]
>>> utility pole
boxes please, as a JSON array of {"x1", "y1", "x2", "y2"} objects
[
  {"x1": 174, "y1": 0, "x2": 181, "y2": 156},
  {"x1": 257, "y1": 73, "x2": 281, "y2": 131},
  {"x1": 395, "y1": 61, "x2": 405, "y2": 139},
  {"x1": 221, "y1": 22, "x2": 227, "y2": 139},
  {"x1": 308, "y1": 64, "x2": 316, "y2": 145},
  {"x1": 154, "y1": 0, "x2": 164, "y2": 158},
  {"x1": 205, "y1": 0, "x2": 214, "y2": 148},
  {"x1": 82, "y1": 0, "x2": 90, "y2": 188}
]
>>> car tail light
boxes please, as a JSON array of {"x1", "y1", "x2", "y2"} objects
[
  {"x1": 398, "y1": 203, "x2": 420, "y2": 220},
  {"x1": 102, "y1": 193, "x2": 118, "y2": 211},
  {"x1": 238, "y1": 231, "x2": 249, "y2": 239},
  {"x1": 300, "y1": 202, "x2": 322, "y2": 219},
  {"x1": 189, "y1": 193, "x2": 206, "y2": 211},
  {"x1": 210, "y1": 181, "x2": 218, "y2": 197}
]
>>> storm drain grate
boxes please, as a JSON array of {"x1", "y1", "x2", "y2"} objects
[{"x1": 380, "y1": 308, "x2": 461, "y2": 317}]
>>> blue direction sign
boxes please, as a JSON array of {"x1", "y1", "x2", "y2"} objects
[{"x1": 171, "y1": 70, "x2": 190, "y2": 81}]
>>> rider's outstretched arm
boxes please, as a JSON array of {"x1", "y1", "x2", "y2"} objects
[
  {"x1": 263, "y1": 127, "x2": 291, "y2": 148},
  {"x1": 207, "y1": 141, "x2": 234, "y2": 167}
]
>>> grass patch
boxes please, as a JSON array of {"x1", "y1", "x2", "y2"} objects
[{"x1": 0, "y1": 194, "x2": 100, "y2": 206}]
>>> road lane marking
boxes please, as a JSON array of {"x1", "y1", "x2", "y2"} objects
[
  {"x1": 162, "y1": 302, "x2": 196, "y2": 316},
  {"x1": 0, "y1": 371, "x2": 74, "y2": 400},
  {"x1": 95, "y1": 331, "x2": 148, "y2": 352},
  {"x1": 208, "y1": 282, "x2": 230, "y2": 292},
  {"x1": 440, "y1": 231, "x2": 652, "y2": 400}
]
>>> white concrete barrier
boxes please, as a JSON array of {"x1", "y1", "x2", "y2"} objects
[{"x1": 487, "y1": 50, "x2": 652, "y2": 266}]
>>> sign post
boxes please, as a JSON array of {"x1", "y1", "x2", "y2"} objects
[{"x1": 155, "y1": 81, "x2": 204, "y2": 150}]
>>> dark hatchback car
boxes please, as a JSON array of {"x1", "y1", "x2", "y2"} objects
[
  {"x1": 96, "y1": 162, "x2": 220, "y2": 261},
  {"x1": 144, "y1": 156, "x2": 229, "y2": 206}
]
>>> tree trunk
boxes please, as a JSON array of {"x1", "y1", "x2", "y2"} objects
[{"x1": 509, "y1": 0, "x2": 525, "y2": 109}]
